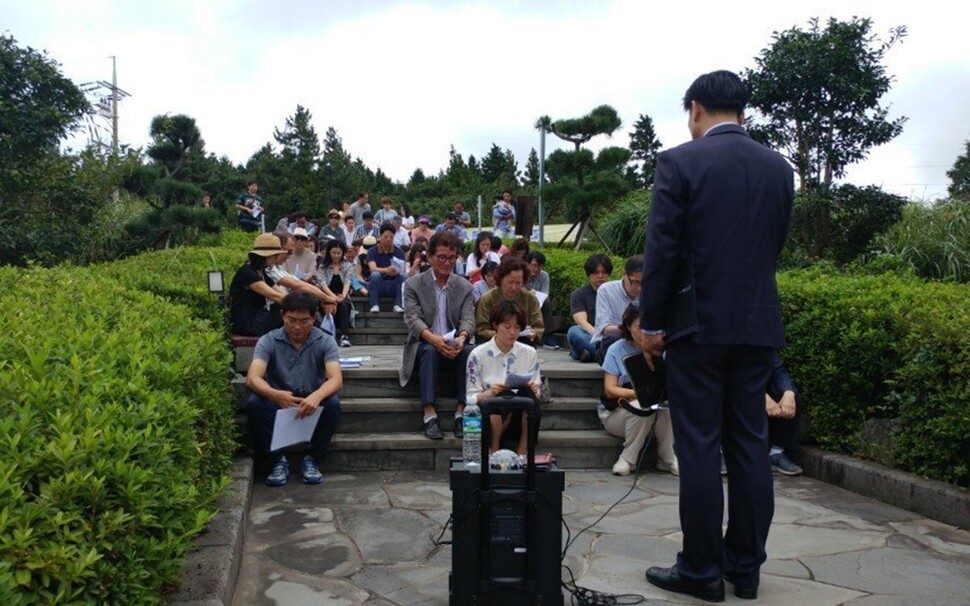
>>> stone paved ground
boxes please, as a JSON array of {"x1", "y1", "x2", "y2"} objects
[{"x1": 233, "y1": 468, "x2": 970, "y2": 605}]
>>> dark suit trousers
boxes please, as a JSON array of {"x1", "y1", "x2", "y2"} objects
[
  {"x1": 416, "y1": 342, "x2": 470, "y2": 406},
  {"x1": 665, "y1": 340, "x2": 774, "y2": 586}
]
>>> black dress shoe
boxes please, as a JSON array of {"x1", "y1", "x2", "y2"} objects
[
  {"x1": 423, "y1": 417, "x2": 443, "y2": 440},
  {"x1": 646, "y1": 565, "x2": 725, "y2": 603},
  {"x1": 724, "y1": 571, "x2": 758, "y2": 600}
]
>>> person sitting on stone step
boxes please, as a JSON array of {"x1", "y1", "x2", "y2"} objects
[
  {"x1": 399, "y1": 231, "x2": 475, "y2": 440},
  {"x1": 246, "y1": 291, "x2": 343, "y2": 487},
  {"x1": 766, "y1": 352, "x2": 803, "y2": 476},
  {"x1": 466, "y1": 300, "x2": 543, "y2": 455},
  {"x1": 599, "y1": 304, "x2": 678, "y2": 477}
]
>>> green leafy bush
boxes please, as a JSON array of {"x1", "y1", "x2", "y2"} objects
[
  {"x1": 784, "y1": 184, "x2": 906, "y2": 266},
  {"x1": 869, "y1": 200, "x2": 970, "y2": 283},
  {"x1": 778, "y1": 267, "x2": 970, "y2": 486},
  {"x1": 541, "y1": 247, "x2": 625, "y2": 319},
  {"x1": 599, "y1": 190, "x2": 651, "y2": 258},
  {"x1": 0, "y1": 266, "x2": 234, "y2": 603}
]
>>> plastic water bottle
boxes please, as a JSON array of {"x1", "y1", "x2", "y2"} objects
[{"x1": 462, "y1": 403, "x2": 482, "y2": 466}]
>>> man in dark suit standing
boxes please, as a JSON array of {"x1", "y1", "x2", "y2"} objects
[{"x1": 639, "y1": 70, "x2": 794, "y2": 602}]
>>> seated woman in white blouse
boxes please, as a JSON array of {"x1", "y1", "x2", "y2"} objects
[{"x1": 466, "y1": 300, "x2": 543, "y2": 455}]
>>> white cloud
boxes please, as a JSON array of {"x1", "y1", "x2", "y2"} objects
[{"x1": 7, "y1": 0, "x2": 969, "y2": 199}]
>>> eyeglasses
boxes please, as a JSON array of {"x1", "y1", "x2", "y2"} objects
[{"x1": 434, "y1": 255, "x2": 458, "y2": 263}]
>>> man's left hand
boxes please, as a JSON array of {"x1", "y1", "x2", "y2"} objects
[
  {"x1": 640, "y1": 332, "x2": 665, "y2": 371},
  {"x1": 296, "y1": 393, "x2": 323, "y2": 419}
]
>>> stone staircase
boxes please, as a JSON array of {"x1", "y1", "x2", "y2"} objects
[{"x1": 231, "y1": 297, "x2": 624, "y2": 471}]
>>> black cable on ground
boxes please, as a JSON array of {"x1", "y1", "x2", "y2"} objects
[{"x1": 555, "y1": 432, "x2": 655, "y2": 605}]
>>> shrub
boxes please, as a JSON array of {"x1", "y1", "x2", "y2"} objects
[
  {"x1": 778, "y1": 267, "x2": 970, "y2": 486},
  {"x1": 540, "y1": 247, "x2": 625, "y2": 319},
  {"x1": 785, "y1": 184, "x2": 906, "y2": 266},
  {"x1": 0, "y1": 266, "x2": 234, "y2": 603},
  {"x1": 869, "y1": 199, "x2": 970, "y2": 283},
  {"x1": 599, "y1": 190, "x2": 651, "y2": 258}
]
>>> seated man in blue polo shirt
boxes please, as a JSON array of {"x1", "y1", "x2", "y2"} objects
[
  {"x1": 366, "y1": 223, "x2": 407, "y2": 313},
  {"x1": 246, "y1": 291, "x2": 343, "y2": 487}
]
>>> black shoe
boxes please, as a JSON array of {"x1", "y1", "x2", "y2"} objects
[
  {"x1": 646, "y1": 565, "x2": 725, "y2": 603},
  {"x1": 453, "y1": 420, "x2": 463, "y2": 438},
  {"x1": 423, "y1": 417, "x2": 443, "y2": 440},
  {"x1": 724, "y1": 571, "x2": 758, "y2": 600}
]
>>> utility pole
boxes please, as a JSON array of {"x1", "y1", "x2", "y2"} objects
[
  {"x1": 80, "y1": 56, "x2": 130, "y2": 154},
  {"x1": 538, "y1": 123, "x2": 546, "y2": 247}
]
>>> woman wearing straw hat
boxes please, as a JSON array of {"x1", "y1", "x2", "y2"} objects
[{"x1": 229, "y1": 232, "x2": 287, "y2": 336}]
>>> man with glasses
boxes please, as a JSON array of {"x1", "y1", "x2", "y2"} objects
[
  {"x1": 246, "y1": 291, "x2": 343, "y2": 487},
  {"x1": 591, "y1": 254, "x2": 644, "y2": 365},
  {"x1": 399, "y1": 231, "x2": 475, "y2": 439}
]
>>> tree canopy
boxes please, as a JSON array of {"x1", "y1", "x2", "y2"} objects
[
  {"x1": 0, "y1": 34, "x2": 89, "y2": 171},
  {"x1": 628, "y1": 113, "x2": 662, "y2": 188},
  {"x1": 743, "y1": 17, "x2": 907, "y2": 190},
  {"x1": 947, "y1": 139, "x2": 970, "y2": 200}
]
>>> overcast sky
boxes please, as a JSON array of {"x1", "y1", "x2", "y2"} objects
[{"x1": 5, "y1": 0, "x2": 968, "y2": 200}]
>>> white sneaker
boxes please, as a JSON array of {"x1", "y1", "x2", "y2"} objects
[
  {"x1": 369, "y1": 305, "x2": 380, "y2": 313},
  {"x1": 392, "y1": 305, "x2": 405, "y2": 313},
  {"x1": 612, "y1": 458, "x2": 632, "y2": 476},
  {"x1": 657, "y1": 459, "x2": 679, "y2": 476},
  {"x1": 339, "y1": 335, "x2": 351, "y2": 347}
]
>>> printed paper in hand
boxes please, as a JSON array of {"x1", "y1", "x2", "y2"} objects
[
  {"x1": 270, "y1": 407, "x2": 322, "y2": 451},
  {"x1": 505, "y1": 372, "x2": 535, "y2": 389},
  {"x1": 443, "y1": 329, "x2": 457, "y2": 345},
  {"x1": 390, "y1": 257, "x2": 406, "y2": 273},
  {"x1": 533, "y1": 291, "x2": 548, "y2": 307}
]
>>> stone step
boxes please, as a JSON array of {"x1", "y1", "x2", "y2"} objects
[
  {"x1": 351, "y1": 312, "x2": 408, "y2": 330},
  {"x1": 342, "y1": 328, "x2": 407, "y2": 346},
  {"x1": 337, "y1": 397, "x2": 601, "y2": 433},
  {"x1": 322, "y1": 430, "x2": 623, "y2": 471},
  {"x1": 232, "y1": 366, "x2": 602, "y2": 403}
]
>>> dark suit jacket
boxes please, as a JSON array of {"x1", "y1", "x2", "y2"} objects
[{"x1": 640, "y1": 124, "x2": 793, "y2": 347}]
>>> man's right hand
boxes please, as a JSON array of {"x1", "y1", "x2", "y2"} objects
[{"x1": 273, "y1": 390, "x2": 303, "y2": 409}]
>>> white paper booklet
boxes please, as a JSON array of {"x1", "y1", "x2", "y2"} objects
[{"x1": 270, "y1": 407, "x2": 322, "y2": 451}]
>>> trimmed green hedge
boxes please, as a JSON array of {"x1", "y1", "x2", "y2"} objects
[
  {"x1": 0, "y1": 266, "x2": 235, "y2": 603},
  {"x1": 778, "y1": 268, "x2": 970, "y2": 486},
  {"x1": 540, "y1": 251, "x2": 970, "y2": 487}
]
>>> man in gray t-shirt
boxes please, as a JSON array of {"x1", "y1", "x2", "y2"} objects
[{"x1": 247, "y1": 291, "x2": 343, "y2": 487}]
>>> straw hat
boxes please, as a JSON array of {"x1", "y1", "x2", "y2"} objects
[{"x1": 250, "y1": 233, "x2": 284, "y2": 257}]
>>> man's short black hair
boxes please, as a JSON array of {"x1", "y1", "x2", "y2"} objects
[
  {"x1": 280, "y1": 291, "x2": 318, "y2": 315},
  {"x1": 624, "y1": 254, "x2": 644, "y2": 276},
  {"x1": 584, "y1": 253, "x2": 613, "y2": 276},
  {"x1": 682, "y1": 70, "x2": 749, "y2": 115},
  {"x1": 379, "y1": 222, "x2": 395, "y2": 235},
  {"x1": 247, "y1": 179, "x2": 258, "y2": 186},
  {"x1": 362, "y1": 211, "x2": 374, "y2": 220},
  {"x1": 445, "y1": 212, "x2": 457, "y2": 221},
  {"x1": 525, "y1": 251, "x2": 546, "y2": 266}
]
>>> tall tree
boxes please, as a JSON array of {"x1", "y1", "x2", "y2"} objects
[
  {"x1": 146, "y1": 114, "x2": 203, "y2": 181},
  {"x1": 539, "y1": 105, "x2": 629, "y2": 250},
  {"x1": 947, "y1": 139, "x2": 970, "y2": 200},
  {"x1": 743, "y1": 17, "x2": 907, "y2": 189},
  {"x1": 0, "y1": 34, "x2": 88, "y2": 172},
  {"x1": 524, "y1": 148, "x2": 541, "y2": 187},
  {"x1": 274, "y1": 105, "x2": 320, "y2": 170},
  {"x1": 628, "y1": 113, "x2": 662, "y2": 187}
]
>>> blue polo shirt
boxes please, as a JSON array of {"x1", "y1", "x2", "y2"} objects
[
  {"x1": 366, "y1": 244, "x2": 405, "y2": 278},
  {"x1": 253, "y1": 327, "x2": 339, "y2": 395}
]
